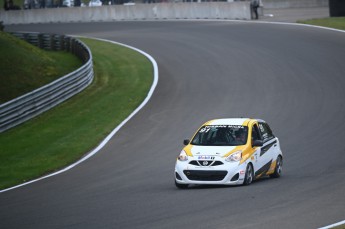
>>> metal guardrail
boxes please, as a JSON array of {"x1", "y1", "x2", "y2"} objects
[{"x1": 0, "y1": 32, "x2": 94, "y2": 133}]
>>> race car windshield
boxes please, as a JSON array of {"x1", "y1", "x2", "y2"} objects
[{"x1": 191, "y1": 125, "x2": 248, "y2": 146}]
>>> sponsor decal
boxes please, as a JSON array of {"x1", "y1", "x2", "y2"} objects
[
  {"x1": 198, "y1": 156, "x2": 215, "y2": 160},
  {"x1": 255, "y1": 160, "x2": 273, "y2": 177},
  {"x1": 260, "y1": 140, "x2": 277, "y2": 156}
]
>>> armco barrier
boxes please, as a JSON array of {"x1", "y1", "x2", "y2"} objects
[
  {"x1": 0, "y1": 2, "x2": 251, "y2": 25},
  {"x1": 0, "y1": 33, "x2": 93, "y2": 133}
]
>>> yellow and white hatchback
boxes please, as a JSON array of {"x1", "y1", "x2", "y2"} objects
[{"x1": 175, "y1": 118, "x2": 283, "y2": 188}]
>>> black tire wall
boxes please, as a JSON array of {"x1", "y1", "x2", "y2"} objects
[{"x1": 329, "y1": 0, "x2": 345, "y2": 17}]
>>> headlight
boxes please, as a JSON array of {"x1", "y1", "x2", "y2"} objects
[
  {"x1": 225, "y1": 151, "x2": 242, "y2": 162},
  {"x1": 178, "y1": 150, "x2": 188, "y2": 161}
]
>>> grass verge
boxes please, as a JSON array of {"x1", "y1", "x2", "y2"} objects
[
  {"x1": 298, "y1": 17, "x2": 345, "y2": 31},
  {"x1": 0, "y1": 31, "x2": 82, "y2": 104},
  {"x1": 0, "y1": 38, "x2": 153, "y2": 190}
]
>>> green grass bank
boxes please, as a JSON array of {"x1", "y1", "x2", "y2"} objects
[
  {"x1": 0, "y1": 38, "x2": 153, "y2": 190},
  {"x1": 0, "y1": 31, "x2": 82, "y2": 104}
]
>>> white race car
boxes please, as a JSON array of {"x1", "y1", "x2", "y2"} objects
[{"x1": 175, "y1": 118, "x2": 283, "y2": 188}]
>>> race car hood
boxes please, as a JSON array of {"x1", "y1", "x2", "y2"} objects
[{"x1": 188, "y1": 145, "x2": 237, "y2": 158}]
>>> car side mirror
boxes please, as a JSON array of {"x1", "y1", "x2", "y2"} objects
[
  {"x1": 183, "y1": 139, "x2": 190, "y2": 145},
  {"x1": 252, "y1": 140, "x2": 263, "y2": 147}
]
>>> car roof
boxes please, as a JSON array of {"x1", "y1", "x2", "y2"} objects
[{"x1": 204, "y1": 118, "x2": 266, "y2": 126}]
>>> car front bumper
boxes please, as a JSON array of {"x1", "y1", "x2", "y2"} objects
[{"x1": 175, "y1": 159, "x2": 248, "y2": 186}]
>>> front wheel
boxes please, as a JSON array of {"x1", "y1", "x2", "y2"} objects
[
  {"x1": 243, "y1": 163, "x2": 254, "y2": 186},
  {"x1": 175, "y1": 180, "x2": 188, "y2": 189},
  {"x1": 270, "y1": 156, "x2": 283, "y2": 178}
]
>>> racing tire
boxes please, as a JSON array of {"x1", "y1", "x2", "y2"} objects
[
  {"x1": 175, "y1": 180, "x2": 188, "y2": 189},
  {"x1": 243, "y1": 163, "x2": 254, "y2": 186},
  {"x1": 270, "y1": 156, "x2": 283, "y2": 178}
]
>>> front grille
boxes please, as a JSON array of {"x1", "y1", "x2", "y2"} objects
[
  {"x1": 189, "y1": 160, "x2": 224, "y2": 166},
  {"x1": 183, "y1": 170, "x2": 227, "y2": 181}
]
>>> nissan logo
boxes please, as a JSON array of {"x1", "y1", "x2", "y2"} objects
[{"x1": 203, "y1": 161, "x2": 209, "y2": 166}]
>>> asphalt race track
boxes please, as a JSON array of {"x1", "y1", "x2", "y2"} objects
[{"x1": 2, "y1": 21, "x2": 345, "y2": 229}]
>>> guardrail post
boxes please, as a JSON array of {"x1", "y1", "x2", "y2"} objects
[
  {"x1": 65, "y1": 37, "x2": 71, "y2": 52},
  {"x1": 50, "y1": 34, "x2": 55, "y2": 51},
  {"x1": 38, "y1": 33, "x2": 44, "y2": 49},
  {"x1": 59, "y1": 35, "x2": 65, "y2": 51}
]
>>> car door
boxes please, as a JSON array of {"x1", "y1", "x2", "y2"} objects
[
  {"x1": 254, "y1": 122, "x2": 279, "y2": 178},
  {"x1": 250, "y1": 123, "x2": 265, "y2": 178}
]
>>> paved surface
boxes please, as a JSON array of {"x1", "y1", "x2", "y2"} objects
[{"x1": 1, "y1": 8, "x2": 345, "y2": 229}]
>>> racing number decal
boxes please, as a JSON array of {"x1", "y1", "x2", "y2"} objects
[{"x1": 199, "y1": 127, "x2": 211, "y2": 133}]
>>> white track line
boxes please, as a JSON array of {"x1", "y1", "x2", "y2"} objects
[
  {"x1": 0, "y1": 37, "x2": 159, "y2": 193},
  {"x1": 319, "y1": 220, "x2": 345, "y2": 229}
]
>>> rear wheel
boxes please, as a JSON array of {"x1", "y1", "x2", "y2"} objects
[
  {"x1": 243, "y1": 163, "x2": 254, "y2": 186},
  {"x1": 270, "y1": 156, "x2": 283, "y2": 178},
  {"x1": 175, "y1": 180, "x2": 188, "y2": 189}
]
